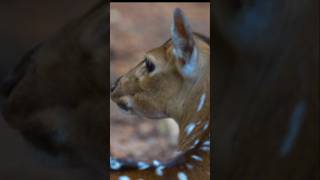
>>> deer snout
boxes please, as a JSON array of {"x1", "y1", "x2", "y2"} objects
[
  {"x1": 110, "y1": 76, "x2": 124, "y2": 102},
  {"x1": 110, "y1": 76, "x2": 121, "y2": 93}
]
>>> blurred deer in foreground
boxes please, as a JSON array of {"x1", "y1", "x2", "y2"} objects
[
  {"x1": 1, "y1": 2, "x2": 107, "y2": 176},
  {"x1": 110, "y1": 8, "x2": 210, "y2": 180},
  {"x1": 213, "y1": 0, "x2": 318, "y2": 179}
]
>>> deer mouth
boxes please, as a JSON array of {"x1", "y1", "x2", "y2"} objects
[
  {"x1": 112, "y1": 95, "x2": 133, "y2": 113},
  {"x1": 117, "y1": 101, "x2": 132, "y2": 112}
]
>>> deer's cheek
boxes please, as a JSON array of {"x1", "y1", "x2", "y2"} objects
[
  {"x1": 131, "y1": 95, "x2": 150, "y2": 112},
  {"x1": 132, "y1": 95, "x2": 166, "y2": 119}
]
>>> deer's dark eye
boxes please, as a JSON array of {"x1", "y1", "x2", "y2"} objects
[{"x1": 145, "y1": 59, "x2": 155, "y2": 73}]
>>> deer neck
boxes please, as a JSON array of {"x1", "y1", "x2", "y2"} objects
[{"x1": 167, "y1": 63, "x2": 210, "y2": 153}]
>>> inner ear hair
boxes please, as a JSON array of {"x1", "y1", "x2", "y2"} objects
[
  {"x1": 171, "y1": 8, "x2": 195, "y2": 58},
  {"x1": 171, "y1": 8, "x2": 198, "y2": 78}
]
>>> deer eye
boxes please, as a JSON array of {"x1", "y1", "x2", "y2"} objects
[{"x1": 144, "y1": 58, "x2": 155, "y2": 73}]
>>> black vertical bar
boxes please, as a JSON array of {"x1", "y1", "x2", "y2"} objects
[{"x1": 106, "y1": 0, "x2": 111, "y2": 179}]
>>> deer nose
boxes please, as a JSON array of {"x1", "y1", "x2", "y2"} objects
[{"x1": 110, "y1": 77, "x2": 121, "y2": 93}]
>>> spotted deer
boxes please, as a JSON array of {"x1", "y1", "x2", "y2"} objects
[{"x1": 110, "y1": 8, "x2": 210, "y2": 180}]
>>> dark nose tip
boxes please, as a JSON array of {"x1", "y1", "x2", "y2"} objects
[{"x1": 110, "y1": 77, "x2": 120, "y2": 93}]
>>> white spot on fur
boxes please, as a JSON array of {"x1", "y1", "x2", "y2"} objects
[
  {"x1": 193, "y1": 139, "x2": 200, "y2": 146},
  {"x1": 155, "y1": 165, "x2": 165, "y2": 176},
  {"x1": 203, "y1": 140, "x2": 210, "y2": 146},
  {"x1": 200, "y1": 146, "x2": 210, "y2": 152},
  {"x1": 177, "y1": 172, "x2": 188, "y2": 180},
  {"x1": 202, "y1": 122, "x2": 209, "y2": 131},
  {"x1": 191, "y1": 155, "x2": 203, "y2": 161},
  {"x1": 110, "y1": 157, "x2": 122, "y2": 170},
  {"x1": 197, "y1": 94, "x2": 206, "y2": 112},
  {"x1": 189, "y1": 139, "x2": 200, "y2": 150},
  {"x1": 119, "y1": 175, "x2": 130, "y2": 180},
  {"x1": 137, "y1": 161, "x2": 150, "y2": 170},
  {"x1": 152, "y1": 160, "x2": 161, "y2": 167},
  {"x1": 185, "y1": 123, "x2": 196, "y2": 135}
]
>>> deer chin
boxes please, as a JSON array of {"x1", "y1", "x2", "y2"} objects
[{"x1": 132, "y1": 105, "x2": 168, "y2": 120}]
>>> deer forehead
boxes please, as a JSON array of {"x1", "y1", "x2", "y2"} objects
[
  {"x1": 146, "y1": 48, "x2": 172, "y2": 66},
  {"x1": 130, "y1": 48, "x2": 177, "y2": 79}
]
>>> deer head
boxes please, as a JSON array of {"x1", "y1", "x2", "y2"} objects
[{"x1": 111, "y1": 8, "x2": 210, "y2": 126}]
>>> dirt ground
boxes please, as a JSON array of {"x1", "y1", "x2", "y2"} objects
[{"x1": 110, "y1": 3, "x2": 210, "y2": 163}]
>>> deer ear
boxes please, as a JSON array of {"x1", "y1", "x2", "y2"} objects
[{"x1": 171, "y1": 8, "x2": 198, "y2": 79}]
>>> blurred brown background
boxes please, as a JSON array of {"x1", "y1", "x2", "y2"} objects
[
  {"x1": 0, "y1": 1, "x2": 104, "y2": 179},
  {"x1": 110, "y1": 3, "x2": 210, "y2": 163}
]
